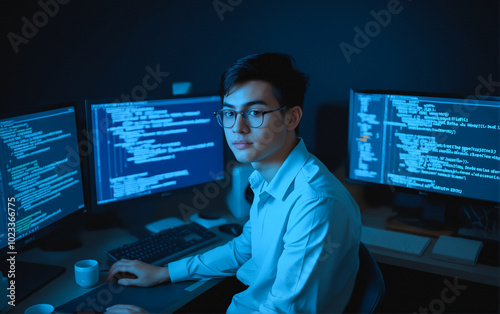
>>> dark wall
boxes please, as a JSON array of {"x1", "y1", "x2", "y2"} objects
[{"x1": 2, "y1": 0, "x2": 499, "y2": 154}]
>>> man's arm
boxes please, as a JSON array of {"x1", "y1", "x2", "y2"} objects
[
  {"x1": 107, "y1": 220, "x2": 252, "y2": 287},
  {"x1": 168, "y1": 219, "x2": 252, "y2": 282},
  {"x1": 259, "y1": 196, "x2": 361, "y2": 313}
]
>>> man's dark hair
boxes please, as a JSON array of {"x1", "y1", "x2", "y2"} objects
[{"x1": 219, "y1": 53, "x2": 310, "y2": 111}]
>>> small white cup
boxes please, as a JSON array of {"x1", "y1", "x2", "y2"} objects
[
  {"x1": 74, "y1": 259, "x2": 99, "y2": 288},
  {"x1": 25, "y1": 303, "x2": 54, "y2": 314}
]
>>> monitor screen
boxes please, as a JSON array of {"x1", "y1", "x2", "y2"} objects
[
  {"x1": 86, "y1": 96, "x2": 224, "y2": 210},
  {"x1": 0, "y1": 106, "x2": 86, "y2": 253},
  {"x1": 347, "y1": 90, "x2": 500, "y2": 204}
]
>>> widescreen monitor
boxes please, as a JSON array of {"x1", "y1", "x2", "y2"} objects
[
  {"x1": 347, "y1": 90, "x2": 500, "y2": 205},
  {"x1": 0, "y1": 105, "x2": 86, "y2": 300},
  {"x1": 85, "y1": 95, "x2": 224, "y2": 214}
]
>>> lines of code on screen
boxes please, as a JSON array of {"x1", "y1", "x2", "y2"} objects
[
  {"x1": 349, "y1": 93, "x2": 500, "y2": 203},
  {"x1": 89, "y1": 97, "x2": 223, "y2": 205},
  {"x1": 0, "y1": 107, "x2": 85, "y2": 249}
]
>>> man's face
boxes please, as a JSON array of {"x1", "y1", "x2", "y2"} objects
[{"x1": 222, "y1": 80, "x2": 289, "y2": 165}]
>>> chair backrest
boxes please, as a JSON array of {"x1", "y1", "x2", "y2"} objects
[{"x1": 344, "y1": 242, "x2": 385, "y2": 313}]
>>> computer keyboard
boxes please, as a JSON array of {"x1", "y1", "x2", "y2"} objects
[
  {"x1": 361, "y1": 225, "x2": 431, "y2": 256},
  {"x1": 106, "y1": 222, "x2": 218, "y2": 265}
]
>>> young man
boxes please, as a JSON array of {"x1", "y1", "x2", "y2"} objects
[{"x1": 106, "y1": 53, "x2": 361, "y2": 313}]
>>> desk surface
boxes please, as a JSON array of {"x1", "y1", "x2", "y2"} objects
[
  {"x1": 362, "y1": 207, "x2": 500, "y2": 287},
  {"x1": 14, "y1": 226, "x2": 234, "y2": 313},
  {"x1": 14, "y1": 208, "x2": 500, "y2": 312}
]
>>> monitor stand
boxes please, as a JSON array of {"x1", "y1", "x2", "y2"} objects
[
  {"x1": 389, "y1": 193, "x2": 455, "y2": 237},
  {"x1": 40, "y1": 232, "x2": 82, "y2": 251},
  {"x1": 0, "y1": 260, "x2": 65, "y2": 303},
  {"x1": 386, "y1": 215, "x2": 455, "y2": 238},
  {"x1": 84, "y1": 211, "x2": 124, "y2": 231}
]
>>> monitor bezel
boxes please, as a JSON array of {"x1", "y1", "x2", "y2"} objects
[
  {"x1": 346, "y1": 89, "x2": 500, "y2": 207},
  {"x1": 84, "y1": 94, "x2": 226, "y2": 215},
  {"x1": 0, "y1": 102, "x2": 88, "y2": 257}
]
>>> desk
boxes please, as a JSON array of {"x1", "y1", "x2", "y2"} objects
[
  {"x1": 361, "y1": 207, "x2": 500, "y2": 287},
  {"x1": 14, "y1": 226, "x2": 234, "y2": 313}
]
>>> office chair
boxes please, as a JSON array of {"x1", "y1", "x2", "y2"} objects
[{"x1": 344, "y1": 242, "x2": 386, "y2": 313}]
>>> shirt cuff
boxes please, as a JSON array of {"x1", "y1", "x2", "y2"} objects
[{"x1": 167, "y1": 257, "x2": 192, "y2": 283}]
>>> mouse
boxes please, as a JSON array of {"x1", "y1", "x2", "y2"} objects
[{"x1": 218, "y1": 223, "x2": 243, "y2": 237}]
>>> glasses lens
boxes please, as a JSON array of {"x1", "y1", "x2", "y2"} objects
[
  {"x1": 217, "y1": 110, "x2": 235, "y2": 128},
  {"x1": 245, "y1": 110, "x2": 263, "y2": 128},
  {"x1": 216, "y1": 109, "x2": 264, "y2": 128}
]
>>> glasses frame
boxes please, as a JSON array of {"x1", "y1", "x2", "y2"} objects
[{"x1": 213, "y1": 107, "x2": 286, "y2": 128}]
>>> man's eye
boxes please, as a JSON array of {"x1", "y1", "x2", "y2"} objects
[
  {"x1": 224, "y1": 111, "x2": 235, "y2": 117},
  {"x1": 248, "y1": 110, "x2": 262, "y2": 117}
]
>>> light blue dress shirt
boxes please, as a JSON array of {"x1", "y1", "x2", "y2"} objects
[{"x1": 169, "y1": 139, "x2": 361, "y2": 313}]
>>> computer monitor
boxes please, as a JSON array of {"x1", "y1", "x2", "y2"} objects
[
  {"x1": 85, "y1": 95, "x2": 224, "y2": 221},
  {"x1": 347, "y1": 90, "x2": 500, "y2": 211},
  {"x1": 0, "y1": 104, "x2": 86, "y2": 301}
]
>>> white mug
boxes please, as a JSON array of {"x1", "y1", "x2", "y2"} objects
[
  {"x1": 25, "y1": 303, "x2": 54, "y2": 314},
  {"x1": 74, "y1": 259, "x2": 99, "y2": 288}
]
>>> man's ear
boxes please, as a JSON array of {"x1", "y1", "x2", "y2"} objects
[{"x1": 285, "y1": 106, "x2": 302, "y2": 131}]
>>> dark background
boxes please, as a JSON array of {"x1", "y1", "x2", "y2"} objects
[
  {"x1": 2, "y1": 0, "x2": 499, "y2": 154},
  {"x1": 2, "y1": 1, "x2": 499, "y2": 312}
]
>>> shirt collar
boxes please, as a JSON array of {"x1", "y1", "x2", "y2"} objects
[{"x1": 249, "y1": 138, "x2": 310, "y2": 201}]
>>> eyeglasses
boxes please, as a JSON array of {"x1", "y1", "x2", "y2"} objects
[{"x1": 213, "y1": 107, "x2": 286, "y2": 128}]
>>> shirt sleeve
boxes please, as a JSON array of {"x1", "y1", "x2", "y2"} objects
[
  {"x1": 168, "y1": 219, "x2": 252, "y2": 283},
  {"x1": 258, "y1": 196, "x2": 361, "y2": 313}
]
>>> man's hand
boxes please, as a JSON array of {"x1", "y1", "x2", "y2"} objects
[
  {"x1": 106, "y1": 259, "x2": 171, "y2": 287},
  {"x1": 104, "y1": 304, "x2": 148, "y2": 313}
]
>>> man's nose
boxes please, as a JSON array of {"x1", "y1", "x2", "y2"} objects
[{"x1": 232, "y1": 113, "x2": 249, "y2": 133}]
